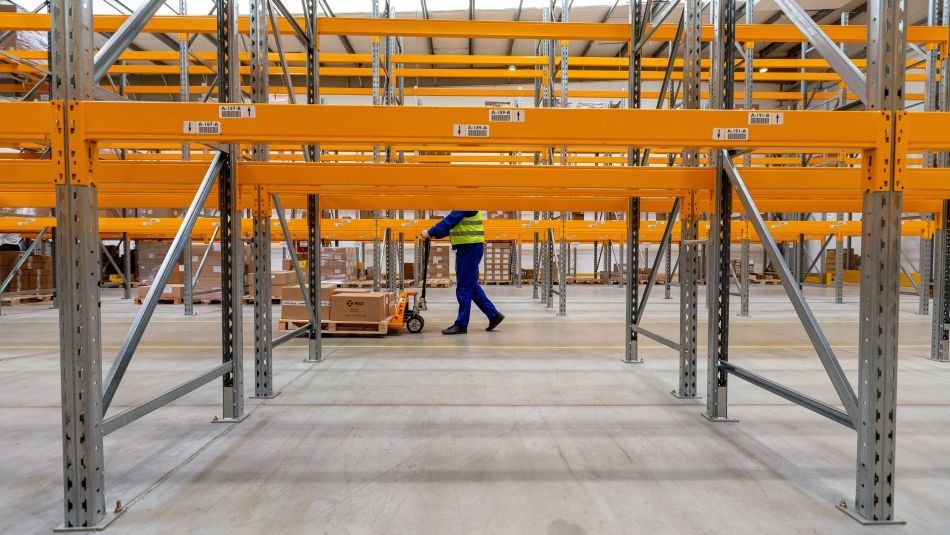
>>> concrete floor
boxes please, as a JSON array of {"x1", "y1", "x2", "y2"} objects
[{"x1": 1, "y1": 283, "x2": 948, "y2": 534}]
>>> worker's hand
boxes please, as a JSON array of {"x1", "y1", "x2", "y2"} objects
[{"x1": 419, "y1": 230, "x2": 430, "y2": 240}]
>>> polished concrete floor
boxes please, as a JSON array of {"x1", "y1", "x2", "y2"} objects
[{"x1": 1, "y1": 283, "x2": 948, "y2": 534}]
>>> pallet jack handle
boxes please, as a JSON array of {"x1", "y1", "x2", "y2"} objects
[{"x1": 418, "y1": 238, "x2": 431, "y2": 311}]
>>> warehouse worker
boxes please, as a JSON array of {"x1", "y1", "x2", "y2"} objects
[{"x1": 422, "y1": 211, "x2": 505, "y2": 335}]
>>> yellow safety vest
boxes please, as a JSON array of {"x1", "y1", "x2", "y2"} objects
[{"x1": 450, "y1": 211, "x2": 485, "y2": 246}]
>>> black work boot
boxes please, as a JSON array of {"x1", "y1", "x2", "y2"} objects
[
  {"x1": 486, "y1": 313, "x2": 505, "y2": 332},
  {"x1": 442, "y1": 324, "x2": 468, "y2": 335}
]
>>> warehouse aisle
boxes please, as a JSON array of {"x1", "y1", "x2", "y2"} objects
[{"x1": 1, "y1": 286, "x2": 948, "y2": 534}]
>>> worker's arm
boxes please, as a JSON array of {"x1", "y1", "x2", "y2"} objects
[{"x1": 425, "y1": 211, "x2": 477, "y2": 239}]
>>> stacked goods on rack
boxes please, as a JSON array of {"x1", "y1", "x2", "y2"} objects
[
  {"x1": 282, "y1": 246, "x2": 359, "y2": 284},
  {"x1": 0, "y1": 251, "x2": 54, "y2": 293},
  {"x1": 322, "y1": 247, "x2": 359, "y2": 283},
  {"x1": 482, "y1": 241, "x2": 513, "y2": 284},
  {"x1": 423, "y1": 243, "x2": 452, "y2": 286},
  {"x1": 136, "y1": 240, "x2": 252, "y2": 304}
]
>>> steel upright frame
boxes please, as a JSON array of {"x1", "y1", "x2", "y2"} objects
[
  {"x1": 51, "y1": 0, "x2": 105, "y2": 529},
  {"x1": 932, "y1": 201, "x2": 950, "y2": 361},
  {"x1": 704, "y1": 0, "x2": 736, "y2": 423},
  {"x1": 844, "y1": 0, "x2": 907, "y2": 523},
  {"x1": 624, "y1": 197, "x2": 640, "y2": 363}
]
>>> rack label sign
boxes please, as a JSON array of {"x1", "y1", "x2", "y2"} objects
[
  {"x1": 748, "y1": 112, "x2": 783, "y2": 125},
  {"x1": 183, "y1": 121, "x2": 221, "y2": 135},
  {"x1": 219, "y1": 105, "x2": 256, "y2": 118},
  {"x1": 489, "y1": 109, "x2": 525, "y2": 123},
  {"x1": 713, "y1": 128, "x2": 749, "y2": 141},
  {"x1": 453, "y1": 124, "x2": 490, "y2": 138}
]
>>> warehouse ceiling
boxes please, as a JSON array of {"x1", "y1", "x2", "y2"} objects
[{"x1": 2, "y1": 0, "x2": 935, "y2": 93}]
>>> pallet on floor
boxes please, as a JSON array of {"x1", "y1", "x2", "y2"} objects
[
  {"x1": 133, "y1": 296, "x2": 183, "y2": 305},
  {"x1": 750, "y1": 273, "x2": 782, "y2": 284},
  {"x1": 567, "y1": 277, "x2": 602, "y2": 285},
  {"x1": 279, "y1": 316, "x2": 392, "y2": 336},
  {"x1": 481, "y1": 280, "x2": 511, "y2": 285},
  {"x1": 420, "y1": 278, "x2": 451, "y2": 288},
  {"x1": 0, "y1": 292, "x2": 54, "y2": 306}
]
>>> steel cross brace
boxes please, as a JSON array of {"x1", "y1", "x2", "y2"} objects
[
  {"x1": 722, "y1": 151, "x2": 859, "y2": 424},
  {"x1": 0, "y1": 226, "x2": 49, "y2": 317},
  {"x1": 102, "y1": 154, "x2": 224, "y2": 413}
]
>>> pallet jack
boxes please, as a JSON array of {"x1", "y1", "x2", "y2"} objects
[{"x1": 387, "y1": 238, "x2": 430, "y2": 334}]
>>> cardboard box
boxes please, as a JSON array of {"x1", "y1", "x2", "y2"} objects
[
  {"x1": 282, "y1": 284, "x2": 339, "y2": 316},
  {"x1": 330, "y1": 292, "x2": 391, "y2": 322},
  {"x1": 280, "y1": 303, "x2": 309, "y2": 321},
  {"x1": 271, "y1": 270, "x2": 297, "y2": 286},
  {"x1": 136, "y1": 284, "x2": 184, "y2": 300}
]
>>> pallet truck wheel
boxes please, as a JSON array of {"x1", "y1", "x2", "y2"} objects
[{"x1": 406, "y1": 314, "x2": 425, "y2": 333}]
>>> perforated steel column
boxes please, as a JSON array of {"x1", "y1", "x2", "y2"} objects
[
  {"x1": 835, "y1": 235, "x2": 845, "y2": 304},
  {"x1": 56, "y1": 185, "x2": 106, "y2": 528},
  {"x1": 740, "y1": 236, "x2": 750, "y2": 316},
  {"x1": 218, "y1": 0, "x2": 244, "y2": 422},
  {"x1": 919, "y1": 234, "x2": 932, "y2": 316},
  {"x1": 558, "y1": 235, "x2": 567, "y2": 317},
  {"x1": 705, "y1": 0, "x2": 735, "y2": 422},
  {"x1": 532, "y1": 232, "x2": 540, "y2": 298},
  {"x1": 307, "y1": 194, "x2": 322, "y2": 362},
  {"x1": 677, "y1": 193, "x2": 700, "y2": 398},
  {"x1": 849, "y1": 0, "x2": 907, "y2": 523},
  {"x1": 625, "y1": 198, "x2": 641, "y2": 363},
  {"x1": 252, "y1": 189, "x2": 274, "y2": 397},
  {"x1": 52, "y1": 1, "x2": 105, "y2": 527},
  {"x1": 931, "y1": 202, "x2": 950, "y2": 361}
]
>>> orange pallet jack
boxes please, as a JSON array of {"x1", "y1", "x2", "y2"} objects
[{"x1": 387, "y1": 238, "x2": 430, "y2": 334}]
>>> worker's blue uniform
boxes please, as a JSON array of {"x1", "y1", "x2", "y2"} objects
[{"x1": 427, "y1": 211, "x2": 501, "y2": 328}]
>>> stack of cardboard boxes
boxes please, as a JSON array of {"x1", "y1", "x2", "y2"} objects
[
  {"x1": 321, "y1": 247, "x2": 359, "y2": 283},
  {"x1": 482, "y1": 241, "x2": 513, "y2": 284},
  {"x1": 0, "y1": 252, "x2": 54, "y2": 293},
  {"x1": 424, "y1": 243, "x2": 451, "y2": 282},
  {"x1": 136, "y1": 240, "x2": 252, "y2": 302},
  {"x1": 281, "y1": 247, "x2": 359, "y2": 284}
]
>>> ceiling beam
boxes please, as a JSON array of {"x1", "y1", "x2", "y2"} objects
[
  {"x1": 420, "y1": 0, "x2": 435, "y2": 57},
  {"x1": 505, "y1": 0, "x2": 525, "y2": 57},
  {"x1": 468, "y1": 0, "x2": 475, "y2": 58},
  {"x1": 580, "y1": 0, "x2": 620, "y2": 57}
]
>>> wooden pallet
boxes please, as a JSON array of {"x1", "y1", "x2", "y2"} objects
[
  {"x1": 750, "y1": 274, "x2": 782, "y2": 284},
  {"x1": 279, "y1": 316, "x2": 391, "y2": 336},
  {"x1": 567, "y1": 277, "x2": 603, "y2": 285},
  {"x1": 0, "y1": 292, "x2": 54, "y2": 306},
  {"x1": 482, "y1": 280, "x2": 511, "y2": 285},
  {"x1": 133, "y1": 296, "x2": 183, "y2": 305},
  {"x1": 421, "y1": 278, "x2": 451, "y2": 288}
]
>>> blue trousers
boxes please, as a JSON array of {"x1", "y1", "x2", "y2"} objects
[{"x1": 453, "y1": 243, "x2": 500, "y2": 327}]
